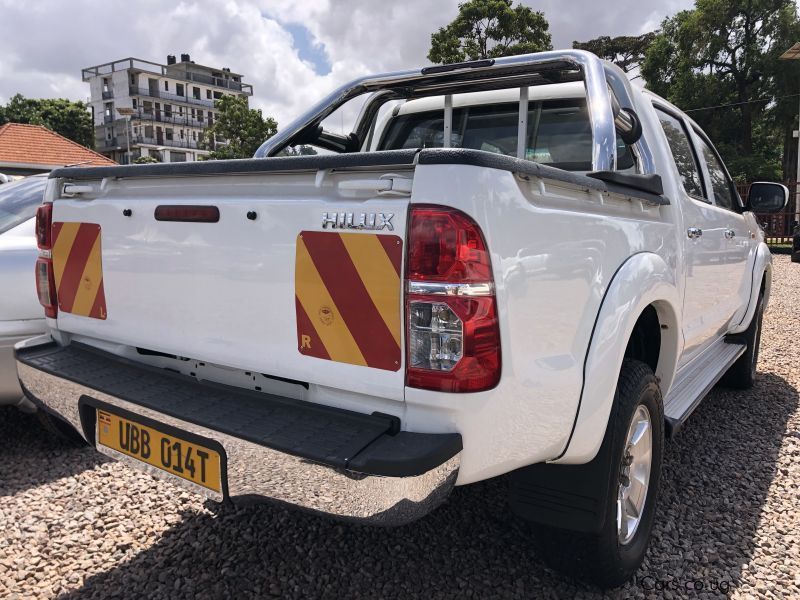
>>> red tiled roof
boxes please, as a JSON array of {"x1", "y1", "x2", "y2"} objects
[{"x1": 0, "y1": 123, "x2": 116, "y2": 168}]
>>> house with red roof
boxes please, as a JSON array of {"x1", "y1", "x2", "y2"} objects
[{"x1": 0, "y1": 123, "x2": 116, "y2": 178}]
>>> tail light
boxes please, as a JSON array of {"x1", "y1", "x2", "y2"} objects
[
  {"x1": 36, "y1": 203, "x2": 53, "y2": 249},
  {"x1": 405, "y1": 205, "x2": 501, "y2": 392},
  {"x1": 35, "y1": 203, "x2": 57, "y2": 317},
  {"x1": 35, "y1": 257, "x2": 58, "y2": 318}
]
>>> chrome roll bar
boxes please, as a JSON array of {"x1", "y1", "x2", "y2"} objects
[{"x1": 255, "y1": 50, "x2": 655, "y2": 174}]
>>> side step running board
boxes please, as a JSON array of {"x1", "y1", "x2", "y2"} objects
[{"x1": 663, "y1": 340, "x2": 746, "y2": 435}]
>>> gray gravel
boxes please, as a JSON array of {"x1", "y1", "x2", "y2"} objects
[{"x1": 2, "y1": 255, "x2": 799, "y2": 599}]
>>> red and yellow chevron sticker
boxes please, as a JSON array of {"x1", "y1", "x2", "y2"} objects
[
  {"x1": 51, "y1": 222, "x2": 107, "y2": 320},
  {"x1": 295, "y1": 231, "x2": 402, "y2": 371}
]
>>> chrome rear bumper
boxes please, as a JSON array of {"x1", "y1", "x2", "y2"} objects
[{"x1": 15, "y1": 338, "x2": 461, "y2": 526}]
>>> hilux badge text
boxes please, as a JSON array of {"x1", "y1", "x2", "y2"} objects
[{"x1": 321, "y1": 212, "x2": 394, "y2": 231}]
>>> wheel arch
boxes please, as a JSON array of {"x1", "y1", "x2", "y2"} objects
[
  {"x1": 729, "y1": 242, "x2": 772, "y2": 335},
  {"x1": 551, "y1": 252, "x2": 680, "y2": 465}
]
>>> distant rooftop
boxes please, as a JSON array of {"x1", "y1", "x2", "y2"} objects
[
  {"x1": 0, "y1": 123, "x2": 117, "y2": 169},
  {"x1": 82, "y1": 55, "x2": 252, "y2": 95}
]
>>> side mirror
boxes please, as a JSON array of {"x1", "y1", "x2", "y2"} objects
[{"x1": 747, "y1": 182, "x2": 789, "y2": 213}]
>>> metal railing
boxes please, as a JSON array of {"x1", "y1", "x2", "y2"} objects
[
  {"x1": 128, "y1": 86, "x2": 215, "y2": 108},
  {"x1": 131, "y1": 135, "x2": 203, "y2": 150},
  {"x1": 255, "y1": 49, "x2": 654, "y2": 174},
  {"x1": 132, "y1": 110, "x2": 209, "y2": 128}
]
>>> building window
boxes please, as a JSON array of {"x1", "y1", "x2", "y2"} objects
[
  {"x1": 192, "y1": 131, "x2": 197, "y2": 141},
  {"x1": 206, "y1": 90, "x2": 212, "y2": 99},
  {"x1": 130, "y1": 73, "x2": 136, "y2": 86},
  {"x1": 132, "y1": 99, "x2": 137, "y2": 108},
  {"x1": 180, "y1": 129, "x2": 185, "y2": 139},
  {"x1": 176, "y1": 83, "x2": 184, "y2": 96},
  {"x1": 214, "y1": 91, "x2": 223, "y2": 100},
  {"x1": 165, "y1": 104, "x2": 172, "y2": 117},
  {"x1": 145, "y1": 125, "x2": 154, "y2": 138},
  {"x1": 193, "y1": 86, "x2": 201, "y2": 100},
  {"x1": 164, "y1": 81, "x2": 169, "y2": 91},
  {"x1": 166, "y1": 128, "x2": 174, "y2": 141}
]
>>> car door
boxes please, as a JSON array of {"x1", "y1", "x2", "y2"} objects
[
  {"x1": 653, "y1": 106, "x2": 733, "y2": 367},
  {"x1": 690, "y1": 129, "x2": 754, "y2": 327}
]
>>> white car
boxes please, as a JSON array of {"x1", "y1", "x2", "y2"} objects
[
  {"x1": 16, "y1": 51, "x2": 789, "y2": 587},
  {"x1": 0, "y1": 175, "x2": 47, "y2": 409}
]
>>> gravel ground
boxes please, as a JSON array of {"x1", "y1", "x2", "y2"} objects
[{"x1": 1, "y1": 256, "x2": 799, "y2": 600}]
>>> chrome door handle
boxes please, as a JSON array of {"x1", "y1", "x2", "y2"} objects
[
  {"x1": 687, "y1": 227, "x2": 703, "y2": 239},
  {"x1": 724, "y1": 229, "x2": 736, "y2": 239}
]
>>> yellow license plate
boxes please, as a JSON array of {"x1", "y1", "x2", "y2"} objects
[{"x1": 96, "y1": 409, "x2": 222, "y2": 494}]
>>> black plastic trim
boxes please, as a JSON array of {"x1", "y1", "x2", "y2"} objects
[
  {"x1": 417, "y1": 148, "x2": 669, "y2": 205},
  {"x1": 587, "y1": 171, "x2": 665, "y2": 198},
  {"x1": 17, "y1": 342, "x2": 461, "y2": 478},
  {"x1": 49, "y1": 149, "x2": 420, "y2": 181},
  {"x1": 421, "y1": 59, "x2": 495, "y2": 75}
]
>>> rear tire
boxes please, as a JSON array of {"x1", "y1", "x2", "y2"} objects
[
  {"x1": 721, "y1": 293, "x2": 764, "y2": 390},
  {"x1": 36, "y1": 409, "x2": 86, "y2": 446},
  {"x1": 531, "y1": 360, "x2": 664, "y2": 588}
]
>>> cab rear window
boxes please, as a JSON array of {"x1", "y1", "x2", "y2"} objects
[{"x1": 379, "y1": 99, "x2": 635, "y2": 171}]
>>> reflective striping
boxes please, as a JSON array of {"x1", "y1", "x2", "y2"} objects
[
  {"x1": 70, "y1": 235, "x2": 103, "y2": 317},
  {"x1": 295, "y1": 297, "x2": 330, "y2": 359},
  {"x1": 51, "y1": 221, "x2": 80, "y2": 291},
  {"x1": 301, "y1": 232, "x2": 400, "y2": 371},
  {"x1": 295, "y1": 236, "x2": 367, "y2": 367},
  {"x1": 377, "y1": 234, "x2": 403, "y2": 276},
  {"x1": 52, "y1": 222, "x2": 107, "y2": 319},
  {"x1": 340, "y1": 233, "x2": 402, "y2": 347}
]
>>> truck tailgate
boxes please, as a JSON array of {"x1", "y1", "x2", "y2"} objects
[{"x1": 48, "y1": 164, "x2": 413, "y2": 401}]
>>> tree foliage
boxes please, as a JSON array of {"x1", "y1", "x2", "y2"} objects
[
  {"x1": 202, "y1": 95, "x2": 278, "y2": 160},
  {"x1": 0, "y1": 94, "x2": 94, "y2": 148},
  {"x1": 133, "y1": 155, "x2": 160, "y2": 164},
  {"x1": 642, "y1": 0, "x2": 800, "y2": 181},
  {"x1": 428, "y1": 0, "x2": 552, "y2": 64},
  {"x1": 573, "y1": 33, "x2": 656, "y2": 72}
]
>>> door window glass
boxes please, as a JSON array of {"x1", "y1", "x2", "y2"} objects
[
  {"x1": 655, "y1": 108, "x2": 705, "y2": 199},
  {"x1": 694, "y1": 134, "x2": 736, "y2": 210}
]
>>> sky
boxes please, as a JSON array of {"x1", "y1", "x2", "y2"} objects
[{"x1": 0, "y1": 0, "x2": 694, "y2": 128}]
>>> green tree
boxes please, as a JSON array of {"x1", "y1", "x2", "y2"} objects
[
  {"x1": 428, "y1": 0, "x2": 552, "y2": 64},
  {"x1": 0, "y1": 94, "x2": 94, "y2": 148},
  {"x1": 642, "y1": 0, "x2": 800, "y2": 180},
  {"x1": 202, "y1": 95, "x2": 277, "y2": 160},
  {"x1": 134, "y1": 155, "x2": 160, "y2": 164},
  {"x1": 572, "y1": 33, "x2": 656, "y2": 72}
]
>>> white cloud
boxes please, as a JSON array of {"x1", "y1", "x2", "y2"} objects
[{"x1": 0, "y1": 0, "x2": 693, "y2": 129}]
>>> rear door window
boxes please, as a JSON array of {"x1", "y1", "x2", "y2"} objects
[
  {"x1": 693, "y1": 133, "x2": 738, "y2": 211},
  {"x1": 655, "y1": 108, "x2": 706, "y2": 200}
]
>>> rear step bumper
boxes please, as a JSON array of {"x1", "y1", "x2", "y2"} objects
[{"x1": 15, "y1": 339, "x2": 461, "y2": 526}]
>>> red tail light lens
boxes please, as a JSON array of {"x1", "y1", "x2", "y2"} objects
[
  {"x1": 407, "y1": 207, "x2": 492, "y2": 282},
  {"x1": 35, "y1": 203, "x2": 53, "y2": 249},
  {"x1": 406, "y1": 205, "x2": 500, "y2": 393},
  {"x1": 35, "y1": 257, "x2": 58, "y2": 318}
]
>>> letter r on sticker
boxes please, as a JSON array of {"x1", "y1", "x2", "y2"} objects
[{"x1": 300, "y1": 334, "x2": 312, "y2": 350}]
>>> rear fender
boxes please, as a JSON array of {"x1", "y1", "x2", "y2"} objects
[
  {"x1": 729, "y1": 242, "x2": 772, "y2": 334},
  {"x1": 552, "y1": 252, "x2": 680, "y2": 464}
]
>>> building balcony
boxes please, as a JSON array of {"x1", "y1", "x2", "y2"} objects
[
  {"x1": 132, "y1": 134, "x2": 203, "y2": 150},
  {"x1": 132, "y1": 110, "x2": 210, "y2": 128},
  {"x1": 103, "y1": 115, "x2": 114, "y2": 124},
  {"x1": 95, "y1": 137, "x2": 119, "y2": 151},
  {"x1": 102, "y1": 91, "x2": 114, "y2": 99},
  {"x1": 129, "y1": 86, "x2": 215, "y2": 108}
]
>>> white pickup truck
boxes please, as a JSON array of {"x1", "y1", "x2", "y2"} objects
[{"x1": 16, "y1": 51, "x2": 788, "y2": 587}]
